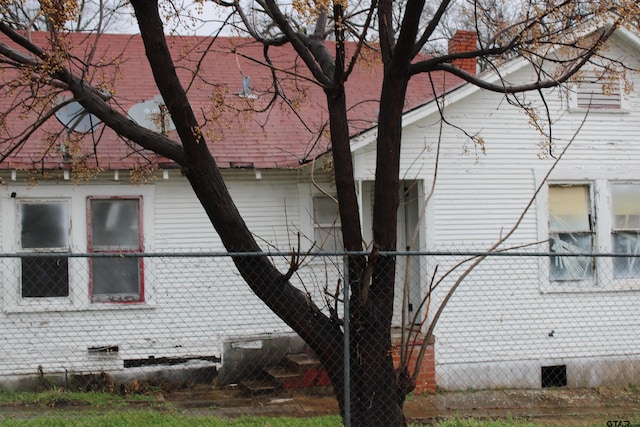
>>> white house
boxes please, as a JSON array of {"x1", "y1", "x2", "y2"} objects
[{"x1": 0, "y1": 28, "x2": 638, "y2": 391}]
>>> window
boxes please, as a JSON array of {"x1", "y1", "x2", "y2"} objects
[
  {"x1": 88, "y1": 198, "x2": 143, "y2": 302},
  {"x1": 574, "y1": 72, "x2": 622, "y2": 110},
  {"x1": 313, "y1": 196, "x2": 342, "y2": 251},
  {"x1": 611, "y1": 184, "x2": 640, "y2": 278},
  {"x1": 541, "y1": 177, "x2": 640, "y2": 292},
  {"x1": 19, "y1": 201, "x2": 70, "y2": 298},
  {"x1": 548, "y1": 185, "x2": 593, "y2": 281}
]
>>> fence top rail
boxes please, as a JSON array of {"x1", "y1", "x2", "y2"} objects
[{"x1": 1, "y1": 251, "x2": 638, "y2": 258}]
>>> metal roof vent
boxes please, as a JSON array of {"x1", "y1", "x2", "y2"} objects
[{"x1": 238, "y1": 76, "x2": 257, "y2": 99}]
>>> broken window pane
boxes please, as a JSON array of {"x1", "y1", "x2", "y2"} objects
[
  {"x1": 611, "y1": 184, "x2": 640, "y2": 278},
  {"x1": 20, "y1": 202, "x2": 68, "y2": 249},
  {"x1": 549, "y1": 185, "x2": 593, "y2": 281},
  {"x1": 90, "y1": 199, "x2": 140, "y2": 250},
  {"x1": 550, "y1": 233, "x2": 593, "y2": 280},
  {"x1": 613, "y1": 232, "x2": 640, "y2": 278}
]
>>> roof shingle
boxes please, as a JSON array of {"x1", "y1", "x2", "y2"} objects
[{"x1": 0, "y1": 32, "x2": 463, "y2": 170}]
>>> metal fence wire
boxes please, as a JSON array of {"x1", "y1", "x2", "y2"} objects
[{"x1": 1, "y1": 251, "x2": 638, "y2": 423}]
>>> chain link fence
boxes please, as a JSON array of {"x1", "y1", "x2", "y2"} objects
[{"x1": 0, "y1": 251, "x2": 638, "y2": 423}]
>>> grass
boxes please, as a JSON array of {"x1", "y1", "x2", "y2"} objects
[
  {"x1": 0, "y1": 413, "x2": 634, "y2": 427},
  {"x1": 0, "y1": 389, "x2": 157, "y2": 407},
  {"x1": 0, "y1": 390, "x2": 343, "y2": 426},
  {"x1": 0, "y1": 412, "x2": 344, "y2": 426},
  {"x1": 0, "y1": 390, "x2": 638, "y2": 426}
]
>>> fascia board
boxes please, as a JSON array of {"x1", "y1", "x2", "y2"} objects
[{"x1": 349, "y1": 56, "x2": 530, "y2": 153}]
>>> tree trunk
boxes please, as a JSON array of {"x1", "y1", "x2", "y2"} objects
[
  {"x1": 131, "y1": 0, "x2": 348, "y2": 410},
  {"x1": 132, "y1": 2, "x2": 410, "y2": 425},
  {"x1": 324, "y1": 70, "x2": 407, "y2": 425}
]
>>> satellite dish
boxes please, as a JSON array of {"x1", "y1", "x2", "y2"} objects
[
  {"x1": 55, "y1": 96, "x2": 102, "y2": 133},
  {"x1": 127, "y1": 95, "x2": 176, "y2": 135}
]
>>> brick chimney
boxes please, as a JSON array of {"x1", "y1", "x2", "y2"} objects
[{"x1": 448, "y1": 30, "x2": 478, "y2": 75}]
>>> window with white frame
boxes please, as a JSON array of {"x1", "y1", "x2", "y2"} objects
[
  {"x1": 313, "y1": 196, "x2": 342, "y2": 251},
  {"x1": 18, "y1": 200, "x2": 70, "y2": 298},
  {"x1": 611, "y1": 184, "x2": 640, "y2": 278},
  {"x1": 88, "y1": 197, "x2": 143, "y2": 302},
  {"x1": 548, "y1": 185, "x2": 594, "y2": 281}
]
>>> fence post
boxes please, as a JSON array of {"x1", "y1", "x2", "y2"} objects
[{"x1": 343, "y1": 254, "x2": 350, "y2": 427}]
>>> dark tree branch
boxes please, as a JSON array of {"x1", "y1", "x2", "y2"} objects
[
  {"x1": 412, "y1": 20, "x2": 619, "y2": 95},
  {"x1": 412, "y1": 0, "x2": 453, "y2": 57},
  {"x1": 261, "y1": 0, "x2": 332, "y2": 86}
]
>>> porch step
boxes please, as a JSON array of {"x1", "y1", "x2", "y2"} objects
[
  {"x1": 239, "y1": 379, "x2": 279, "y2": 394},
  {"x1": 286, "y1": 354, "x2": 322, "y2": 373},
  {"x1": 240, "y1": 352, "x2": 330, "y2": 395},
  {"x1": 264, "y1": 367, "x2": 302, "y2": 382}
]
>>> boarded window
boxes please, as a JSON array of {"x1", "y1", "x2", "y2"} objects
[
  {"x1": 611, "y1": 184, "x2": 640, "y2": 278},
  {"x1": 89, "y1": 198, "x2": 143, "y2": 302},
  {"x1": 576, "y1": 73, "x2": 622, "y2": 109},
  {"x1": 549, "y1": 185, "x2": 593, "y2": 281},
  {"x1": 19, "y1": 201, "x2": 70, "y2": 298},
  {"x1": 313, "y1": 196, "x2": 342, "y2": 251}
]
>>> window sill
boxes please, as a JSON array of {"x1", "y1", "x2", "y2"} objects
[
  {"x1": 3, "y1": 299, "x2": 156, "y2": 314},
  {"x1": 3, "y1": 297, "x2": 76, "y2": 314},
  {"x1": 541, "y1": 280, "x2": 640, "y2": 293},
  {"x1": 540, "y1": 281, "x2": 599, "y2": 294}
]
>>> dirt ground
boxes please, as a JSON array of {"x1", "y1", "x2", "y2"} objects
[
  {"x1": 165, "y1": 385, "x2": 640, "y2": 424},
  {"x1": 0, "y1": 385, "x2": 638, "y2": 425}
]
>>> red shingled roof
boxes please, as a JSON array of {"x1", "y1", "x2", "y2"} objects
[{"x1": 0, "y1": 32, "x2": 465, "y2": 170}]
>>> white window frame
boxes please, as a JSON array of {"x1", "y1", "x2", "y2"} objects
[
  {"x1": 311, "y1": 195, "x2": 342, "y2": 252},
  {"x1": 16, "y1": 198, "x2": 74, "y2": 305},
  {"x1": 536, "y1": 169, "x2": 640, "y2": 293},
  {"x1": 1, "y1": 184, "x2": 155, "y2": 313},
  {"x1": 298, "y1": 183, "x2": 343, "y2": 252},
  {"x1": 609, "y1": 182, "x2": 640, "y2": 289},
  {"x1": 547, "y1": 184, "x2": 596, "y2": 285}
]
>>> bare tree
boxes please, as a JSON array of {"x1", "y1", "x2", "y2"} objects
[
  {"x1": 0, "y1": 0, "x2": 132, "y2": 32},
  {"x1": 1, "y1": 0, "x2": 639, "y2": 424}
]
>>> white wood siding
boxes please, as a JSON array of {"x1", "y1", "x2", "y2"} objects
[
  {"x1": 1, "y1": 33, "x2": 639, "y2": 390},
  {"x1": 358, "y1": 36, "x2": 640, "y2": 389},
  {"x1": 0, "y1": 170, "x2": 309, "y2": 377}
]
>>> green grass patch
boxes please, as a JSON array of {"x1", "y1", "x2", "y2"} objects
[
  {"x1": 0, "y1": 411, "x2": 343, "y2": 426},
  {"x1": 0, "y1": 389, "x2": 158, "y2": 407}
]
